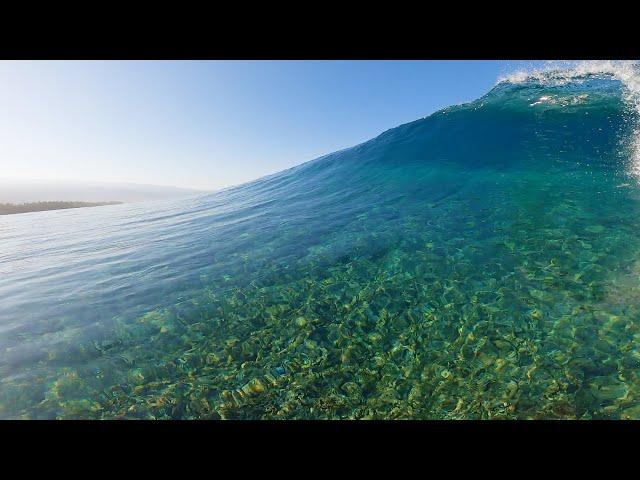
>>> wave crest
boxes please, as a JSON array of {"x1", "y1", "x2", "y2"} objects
[{"x1": 500, "y1": 60, "x2": 640, "y2": 176}]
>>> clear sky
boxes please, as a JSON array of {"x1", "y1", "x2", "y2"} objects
[{"x1": 0, "y1": 60, "x2": 547, "y2": 191}]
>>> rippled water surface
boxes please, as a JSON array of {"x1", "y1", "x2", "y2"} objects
[{"x1": 3, "y1": 69, "x2": 640, "y2": 419}]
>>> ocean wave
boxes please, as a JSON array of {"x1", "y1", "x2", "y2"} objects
[{"x1": 3, "y1": 63, "x2": 640, "y2": 419}]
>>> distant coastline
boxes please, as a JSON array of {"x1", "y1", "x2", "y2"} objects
[
  {"x1": 0, "y1": 180, "x2": 209, "y2": 204},
  {"x1": 0, "y1": 201, "x2": 122, "y2": 215}
]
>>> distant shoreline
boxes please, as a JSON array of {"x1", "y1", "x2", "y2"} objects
[{"x1": 0, "y1": 201, "x2": 123, "y2": 215}]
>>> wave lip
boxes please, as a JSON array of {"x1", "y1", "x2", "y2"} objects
[{"x1": 498, "y1": 61, "x2": 640, "y2": 176}]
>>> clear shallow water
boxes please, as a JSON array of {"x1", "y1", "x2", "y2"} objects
[{"x1": 3, "y1": 68, "x2": 640, "y2": 419}]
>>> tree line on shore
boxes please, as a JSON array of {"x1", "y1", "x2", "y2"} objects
[{"x1": 0, "y1": 201, "x2": 122, "y2": 215}]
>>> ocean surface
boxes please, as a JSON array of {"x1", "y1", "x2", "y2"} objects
[{"x1": 3, "y1": 63, "x2": 640, "y2": 419}]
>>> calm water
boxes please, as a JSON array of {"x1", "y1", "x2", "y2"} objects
[{"x1": 3, "y1": 69, "x2": 640, "y2": 419}]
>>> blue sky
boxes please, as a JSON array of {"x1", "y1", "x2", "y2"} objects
[{"x1": 0, "y1": 60, "x2": 546, "y2": 190}]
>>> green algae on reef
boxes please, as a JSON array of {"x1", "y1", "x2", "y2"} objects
[{"x1": 2, "y1": 71, "x2": 640, "y2": 419}]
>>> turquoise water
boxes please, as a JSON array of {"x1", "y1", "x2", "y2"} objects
[{"x1": 3, "y1": 66, "x2": 640, "y2": 419}]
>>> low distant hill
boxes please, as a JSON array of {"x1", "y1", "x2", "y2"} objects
[
  {"x1": 0, "y1": 180, "x2": 209, "y2": 204},
  {"x1": 0, "y1": 201, "x2": 123, "y2": 215}
]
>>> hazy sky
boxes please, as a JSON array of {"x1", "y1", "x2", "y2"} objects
[{"x1": 0, "y1": 60, "x2": 545, "y2": 191}]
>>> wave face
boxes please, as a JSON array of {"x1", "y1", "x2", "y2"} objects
[{"x1": 3, "y1": 63, "x2": 640, "y2": 419}]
